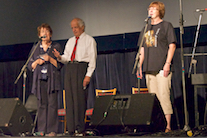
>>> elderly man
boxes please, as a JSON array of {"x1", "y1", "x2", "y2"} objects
[{"x1": 53, "y1": 18, "x2": 97, "y2": 136}]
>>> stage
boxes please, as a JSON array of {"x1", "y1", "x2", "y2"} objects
[
  {"x1": 2, "y1": 126, "x2": 207, "y2": 137},
  {"x1": 1, "y1": 97, "x2": 207, "y2": 137}
]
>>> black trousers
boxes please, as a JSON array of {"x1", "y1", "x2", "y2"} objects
[
  {"x1": 38, "y1": 80, "x2": 58, "y2": 133},
  {"x1": 65, "y1": 62, "x2": 88, "y2": 133}
]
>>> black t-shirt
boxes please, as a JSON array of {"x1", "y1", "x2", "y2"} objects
[{"x1": 137, "y1": 20, "x2": 177, "y2": 72}]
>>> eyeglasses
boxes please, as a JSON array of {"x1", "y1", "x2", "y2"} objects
[
  {"x1": 147, "y1": 7, "x2": 158, "y2": 11},
  {"x1": 40, "y1": 30, "x2": 50, "y2": 34}
]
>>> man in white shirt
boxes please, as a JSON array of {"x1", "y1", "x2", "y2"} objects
[{"x1": 53, "y1": 18, "x2": 97, "y2": 136}]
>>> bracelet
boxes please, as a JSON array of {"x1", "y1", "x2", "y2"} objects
[
  {"x1": 40, "y1": 56, "x2": 45, "y2": 61},
  {"x1": 166, "y1": 62, "x2": 171, "y2": 65}
]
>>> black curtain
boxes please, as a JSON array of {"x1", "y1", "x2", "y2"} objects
[
  {"x1": 0, "y1": 46, "x2": 207, "y2": 129},
  {"x1": 0, "y1": 61, "x2": 33, "y2": 100},
  {"x1": 87, "y1": 51, "x2": 147, "y2": 109}
]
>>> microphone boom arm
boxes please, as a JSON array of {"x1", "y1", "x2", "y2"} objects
[
  {"x1": 132, "y1": 17, "x2": 150, "y2": 93},
  {"x1": 14, "y1": 40, "x2": 41, "y2": 105},
  {"x1": 132, "y1": 18, "x2": 150, "y2": 74}
]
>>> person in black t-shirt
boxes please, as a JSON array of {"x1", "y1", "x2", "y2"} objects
[{"x1": 136, "y1": 1, "x2": 176, "y2": 133}]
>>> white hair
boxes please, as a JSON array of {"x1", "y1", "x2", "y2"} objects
[
  {"x1": 72, "y1": 18, "x2": 85, "y2": 31},
  {"x1": 77, "y1": 18, "x2": 85, "y2": 28}
]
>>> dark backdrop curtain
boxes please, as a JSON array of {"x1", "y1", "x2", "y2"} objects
[
  {"x1": 0, "y1": 61, "x2": 33, "y2": 100},
  {"x1": 87, "y1": 51, "x2": 146, "y2": 109},
  {"x1": 0, "y1": 46, "x2": 207, "y2": 129}
]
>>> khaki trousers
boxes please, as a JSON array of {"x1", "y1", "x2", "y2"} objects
[{"x1": 146, "y1": 71, "x2": 173, "y2": 115}]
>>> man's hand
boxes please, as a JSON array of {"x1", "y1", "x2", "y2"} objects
[
  {"x1": 83, "y1": 76, "x2": 90, "y2": 88},
  {"x1": 52, "y1": 48, "x2": 61, "y2": 60}
]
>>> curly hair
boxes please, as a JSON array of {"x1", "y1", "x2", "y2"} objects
[{"x1": 37, "y1": 23, "x2": 53, "y2": 36}]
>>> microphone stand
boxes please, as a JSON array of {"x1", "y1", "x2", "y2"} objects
[
  {"x1": 179, "y1": 0, "x2": 190, "y2": 131},
  {"x1": 188, "y1": 11, "x2": 204, "y2": 78},
  {"x1": 132, "y1": 17, "x2": 150, "y2": 93},
  {"x1": 14, "y1": 39, "x2": 41, "y2": 105}
]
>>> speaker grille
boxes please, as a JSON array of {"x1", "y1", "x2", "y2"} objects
[{"x1": 0, "y1": 98, "x2": 33, "y2": 136}]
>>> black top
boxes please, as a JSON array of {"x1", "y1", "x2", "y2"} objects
[
  {"x1": 137, "y1": 20, "x2": 177, "y2": 72},
  {"x1": 28, "y1": 42, "x2": 63, "y2": 100}
]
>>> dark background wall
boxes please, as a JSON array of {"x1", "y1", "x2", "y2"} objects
[{"x1": 0, "y1": 0, "x2": 206, "y2": 46}]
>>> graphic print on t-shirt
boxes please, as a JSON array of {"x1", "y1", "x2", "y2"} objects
[
  {"x1": 144, "y1": 28, "x2": 160, "y2": 47},
  {"x1": 145, "y1": 30, "x2": 155, "y2": 47}
]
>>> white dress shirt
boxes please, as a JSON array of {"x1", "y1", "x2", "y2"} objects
[{"x1": 59, "y1": 32, "x2": 97, "y2": 77}]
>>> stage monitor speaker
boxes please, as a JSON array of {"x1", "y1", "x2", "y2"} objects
[
  {"x1": 0, "y1": 98, "x2": 33, "y2": 136},
  {"x1": 90, "y1": 93, "x2": 165, "y2": 131}
]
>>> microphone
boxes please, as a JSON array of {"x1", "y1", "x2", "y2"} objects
[
  {"x1": 145, "y1": 15, "x2": 151, "y2": 22},
  {"x1": 39, "y1": 35, "x2": 46, "y2": 39},
  {"x1": 196, "y1": 8, "x2": 207, "y2": 12}
]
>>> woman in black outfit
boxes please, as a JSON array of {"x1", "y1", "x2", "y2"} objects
[{"x1": 28, "y1": 23, "x2": 63, "y2": 136}]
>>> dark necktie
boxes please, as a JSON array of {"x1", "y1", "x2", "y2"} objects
[{"x1": 71, "y1": 37, "x2": 79, "y2": 61}]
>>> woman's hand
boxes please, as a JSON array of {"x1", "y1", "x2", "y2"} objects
[
  {"x1": 136, "y1": 68, "x2": 143, "y2": 79},
  {"x1": 41, "y1": 54, "x2": 50, "y2": 62},
  {"x1": 31, "y1": 58, "x2": 45, "y2": 70},
  {"x1": 163, "y1": 63, "x2": 170, "y2": 77}
]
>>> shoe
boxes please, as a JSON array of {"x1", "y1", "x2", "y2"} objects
[
  {"x1": 33, "y1": 131, "x2": 45, "y2": 136},
  {"x1": 62, "y1": 131, "x2": 74, "y2": 136},
  {"x1": 48, "y1": 132, "x2": 56, "y2": 137},
  {"x1": 73, "y1": 131, "x2": 85, "y2": 137},
  {"x1": 165, "y1": 128, "x2": 172, "y2": 133}
]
